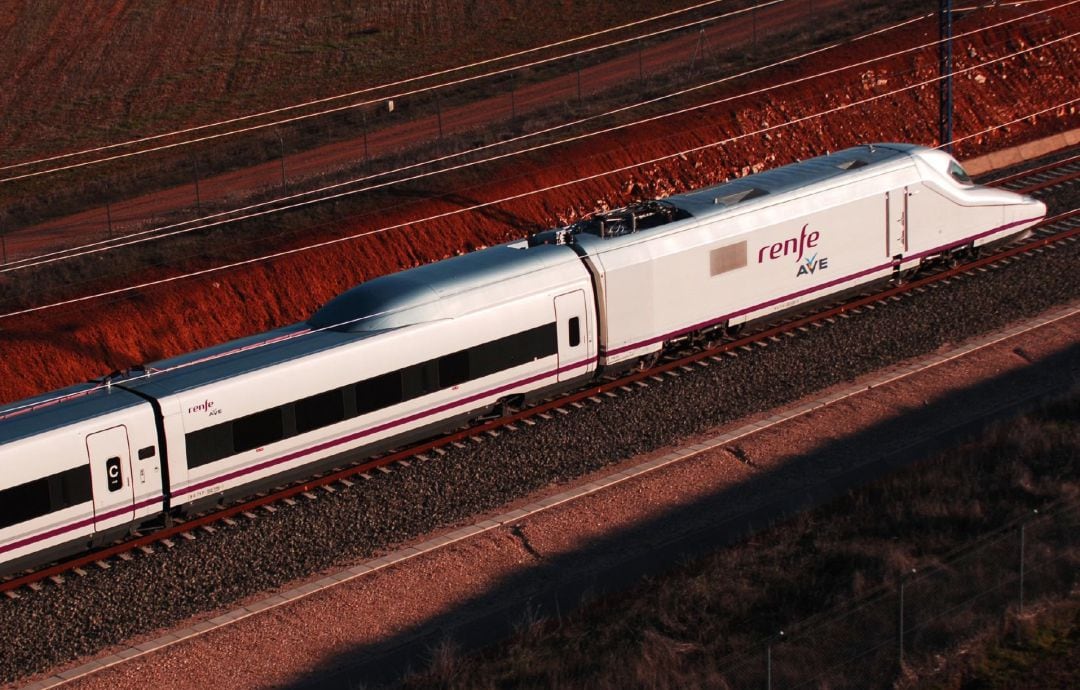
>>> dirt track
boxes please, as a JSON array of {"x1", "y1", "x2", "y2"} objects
[{"x1": 0, "y1": 4, "x2": 1077, "y2": 406}]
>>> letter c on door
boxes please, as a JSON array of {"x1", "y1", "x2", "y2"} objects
[{"x1": 106, "y1": 456, "x2": 123, "y2": 492}]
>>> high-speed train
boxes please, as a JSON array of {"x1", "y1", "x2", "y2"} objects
[{"x1": 0, "y1": 143, "x2": 1045, "y2": 574}]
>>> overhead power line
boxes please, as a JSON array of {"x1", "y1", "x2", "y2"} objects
[
  {"x1": 0, "y1": 29, "x2": 1072, "y2": 328},
  {"x1": 0, "y1": 0, "x2": 742, "y2": 178},
  {"x1": 3, "y1": 1, "x2": 1069, "y2": 274}
]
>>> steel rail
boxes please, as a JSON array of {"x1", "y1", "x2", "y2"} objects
[
  {"x1": 1014, "y1": 167, "x2": 1080, "y2": 195},
  {"x1": 983, "y1": 148, "x2": 1080, "y2": 187}
]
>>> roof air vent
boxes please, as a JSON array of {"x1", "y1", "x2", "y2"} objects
[
  {"x1": 837, "y1": 159, "x2": 868, "y2": 170},
  {"x1": 714, "y1": 187, "x2": 768, "y2": 206}
]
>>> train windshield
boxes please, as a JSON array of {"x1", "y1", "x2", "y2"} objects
[{"x1": 948, "y1": 159, "x2": 973, "y2": 186}]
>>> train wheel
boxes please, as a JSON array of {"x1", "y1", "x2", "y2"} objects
[{"x1": 636, "y1": 353, "x2": 660, "y2": 372}]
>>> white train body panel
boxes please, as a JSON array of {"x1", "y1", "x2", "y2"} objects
[
  {"x1": 132, "y1": 243, "x2": 596, "y2": 509},
  {"x1": 0, "y1": 389, "x2": 162, "y2": 570},
  {"x1": 562, "y1": 144, "x2": 1044, "y2": 367}
]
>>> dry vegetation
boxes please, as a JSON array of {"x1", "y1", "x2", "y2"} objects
[
  {"x1": 0, "y1": 0, "x2": 707, "y2": 161},
  {"x1": 0, "y1": 0, "x2": 919, "y2": 231},
  {"x1": 399, "y1": 390, "x2": 1080, "y2": 689}
]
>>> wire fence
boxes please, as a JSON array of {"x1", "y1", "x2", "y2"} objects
[
  {"x1": 716, "y1": 500, "x2": 1079, "y2": 688},
  {"x1": 0, "y1": 1, "x2": 898, "y2": 265}
]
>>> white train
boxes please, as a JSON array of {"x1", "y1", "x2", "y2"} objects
[{"x1": 0, "y1": 144, "x2": 1045, "y2": 574}]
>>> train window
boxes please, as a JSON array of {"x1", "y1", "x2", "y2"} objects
[
  {"x1": 0, "y1": 477, "x2": 51, "y2": 530},
  {"x1": 948, "y1": 160, "x2": 973, "y2": 185},
  {"x1": 0, "y1": 465, "x2": 91, "y2": 530},
  {"x1": 186, "y1": 423, "x2": 234, "y2": 468},
  {"x1": 402, "y1": 361, "x2": 439, "y2": 400},
  {"x1": 438, "y1": 351, "x2": 470, "y2": 388},
  {"x1": 710, "y1": 242, "x2": 747, "y2": 276},
  {"x1": 515, "y1": 322, "x2": 558, "y2": 362},
  {"x1": 568, "y1": 318, "x2": 581, "y2": 347},
  {"x1": 138, "y1": 446, "x2": 156, "y2": 460},
  {"x1": 295, "y1": 388, "x2": 346, "y2": 434},
  {"x1": 470, "y1": 323, "x2": 558, "y2": 378},
  {"x1": 470, "y1": 341, "x2": 511, "y2": 379},
  {"x1": 181, "y1": 323, "x2": 561, "y2": 469},
  {"x1": 56, "y1": 465, "x2": 92, "y2": 507},
  {"x1": 355, "y1": 371, "x2": 403, "y2": 415},
  {"x1": 233, "y1": 408, "x2": 285, "y2": 454}
]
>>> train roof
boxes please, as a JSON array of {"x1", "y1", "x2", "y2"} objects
[
  {"x1": 91, "y1": 241, "x2": 582, "y2": 399},
  {"x1": 0, "y1": 144, "x2": 928, "y2": 414},
  {"x1": 0, "y1": 382, "x2": 147, "y2": 444},
  {"x1": 113, "y1": 322, "x2": 348, "y2": 399},
  {"x1": 308, "y1": 242, "x2": 580, "y2": 333},
  {"x1": 664, "y1": 143, "x2": 919, "y2": 217},
  {"x1": 557, "y1": 144, "x2": 924, "y2": 252}
]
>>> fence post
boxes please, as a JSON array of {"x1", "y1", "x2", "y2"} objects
[
  {"x1": 192, "y1": 154, "x2": 203, "y2": 217},
  {"x1": 277, "y1": 131, "x2": 287, "y2": 193},
  {"x1": 1019, "y1": 509, "x2": 1036, "y2": 614},
  {"x1": 898, "y1": 568, "x2": 915, "y2": 668},
  {"x1": 898, "y1": 576, "x2": 904, "y2": 668},
  {"x1": 1019, "y1": 522, "x2": 1026, "y2": 614},
  {"x1": 766, "y1": 630, "x2": 783, "y2": 689},
  {"x1": 638, "y1": 38, "x2": 644, "y2": 83},
  {"x1": 766, "y1": 643, "x2": 771, "y2": 690},
  {"x1": 363, "y1": 111, "x2": 370, "y2": 167},
  {"x1": 510, "y1": 72, "x2": 517, "y2": 121},
  {"x1": 435, "y1": 91, "x2": 443, "y2": 140}
]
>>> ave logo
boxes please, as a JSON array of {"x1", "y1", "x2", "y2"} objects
[{"x1": 796, "y1": 253, "x2": 829, "y2": 277}]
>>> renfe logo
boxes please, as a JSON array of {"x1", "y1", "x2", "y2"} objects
[
  {"x1": 758, "y1": 224, "x2": 829, "y2": 277},
  {"x1": 187, "y1": 399, "x2": 216, "y2": 415}
]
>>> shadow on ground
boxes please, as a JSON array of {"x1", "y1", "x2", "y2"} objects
[{"x1": 283, "y1": 342, "x2": 1079, "y2": 688}]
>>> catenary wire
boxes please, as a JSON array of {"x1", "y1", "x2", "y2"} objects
[
  {"x1": 1, "y1": 88, "x2": 1069, "y2": 420},
  {"x1": 5, "y1": 1, "x2": 1070, "y2": 273},
  {"x1": 0, "y1": 46, "x2": 1073, "y2": 421},
  {"x1": 0, "y1": 8, "x2": 937, "y2": 271},
  {"x1": 2, "y1": 31, "x2": 1073, "y2": 323},
  {"x1": 0, "y1": 0, "x2": 777, "y2": 181}
]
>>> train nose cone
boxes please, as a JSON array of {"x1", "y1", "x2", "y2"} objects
[{"x1": 1022, "y1": 195, "x2": 1047, "y2": 221}]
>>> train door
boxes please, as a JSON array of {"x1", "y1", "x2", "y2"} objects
[
  {"x1": 554, "y1": 290, "x2": 589, "y2": 382},
  {"x1": 86, "y1": 426, "x2": 136, "y2": 532},
  {"x1": 886, "y1": 188, "x2": 909, "y2": 258}
]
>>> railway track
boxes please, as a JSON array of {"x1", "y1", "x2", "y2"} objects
[{"x1": 2, "y1": 149, "x2": 1078, "y2": 599}]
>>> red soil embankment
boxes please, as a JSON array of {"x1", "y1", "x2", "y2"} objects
[{"x1": 0, "y1": 6, "x2": 1076, "y2": 405}]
